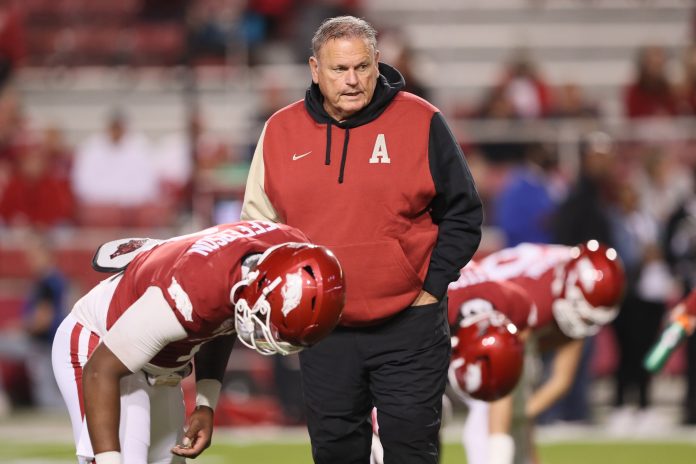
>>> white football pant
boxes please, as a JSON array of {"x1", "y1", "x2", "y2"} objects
[{"x1": 52, "y1": 313, "x2": 186, "y2": 464}]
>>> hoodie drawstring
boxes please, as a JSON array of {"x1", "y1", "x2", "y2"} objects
[
  {"x1": 338, "y1": 127, "x2": 350, "y2": 184},
  {"x1": 325, "y1": 122, "x2": 332, "y2": 165},
  {"x1": 324, "y1": 122, "x2": 350, "y2": 184}
]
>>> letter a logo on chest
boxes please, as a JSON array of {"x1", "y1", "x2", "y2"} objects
[{"x1": 369, "y1": 134, "x2": 391, "y2": 164}]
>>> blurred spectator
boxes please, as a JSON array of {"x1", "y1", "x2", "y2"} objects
[
  {"x1": 140, "y1": 0, "x2": 190, "y2": 23},
  {"x1": 71, "y1": 109, "x2": 164, "y2": 227},
  {"x1": 495, "y1": 50, "x2": 552, "y2": 119},
  {"x1": 552, "y1": 131, "x2": 616, "y2": 247},
  {"x1": 290, "y1": 0, "x2": 358, "y2": 62},
  {"x1": 675, "y1": 44, "x2": 696, "y2": 114},
  {"x1": 634, "y1": 145, "x2": 693, "y2": 225},
  {"x1": 475, "y1": 86, "x2": 517, "y2": 120},
  {"x1": 473, "y1": 87, "x2": 526, "y2": 163},
  {"x1": 607, "y1": 179, "x2": 672, "y2": 432},
  {"x1": 550, "y1": 83, "x2": 599, "y2": 119},
  {"x1": 155, "y1": 108, "x2": 230, "y2": 211},
  {"x1": 0, "y1": 1, "x2": 25, "y2": 90},
  {"x1": 378, "y1": 31, "x2": 429, "y2": 100},
  {"x1": 664, "y1": 166, "x2": 696, "y2": 424},
  {"x1": 0, "y1": 232, "x2": 67, "y2": 412},
  {"x1": 185, "y1": 0, "x2": 266, "y2": 66},
  {"x1": 624, "y1": 45, "x2": 678, "y2": 118},
  {"x1": 249, "y1": 0, "x2": 296, "y2": 41},
  {"x1": 0, "y1": 86, "x2": 24, "y2": 183},
  {"x1": 0, "y1": 138, "x2": 75, "y2": 229},
  {"x1": 39, "y1": 125, "x2": 72, "y2": 180},
  {"x1": 249, "y1": 81, "x2": 291, "y2": 159},
  {"x1": 493, "y1": 142, "x2": 563, "y2": 247},
  {"x1": 544, "y1": 131, "x2": 618, "y2": 424}
]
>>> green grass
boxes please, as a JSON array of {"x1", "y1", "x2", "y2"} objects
[
  {"x1": 538, "y1": 442, "x2": 696, "y2": 464},
  {"x1": 5, "y1": 441, "x2": 696, "y2": 463}
]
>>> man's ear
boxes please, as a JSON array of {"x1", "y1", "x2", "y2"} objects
[{"x1": 309, "y1": 56, "x2": 319, "y2": 84}]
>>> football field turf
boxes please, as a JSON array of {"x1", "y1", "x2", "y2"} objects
[{"x1": 5, "y1": 441, "x2": 696, "y2": 463}]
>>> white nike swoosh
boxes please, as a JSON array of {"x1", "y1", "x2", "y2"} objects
[{"x1": 292, "y1": 151, "x2": 312, "y2": 160}]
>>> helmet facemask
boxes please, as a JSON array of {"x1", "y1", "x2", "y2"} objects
[
  {"x1": 552, "y1": 278, "x2": 618, "y2": 339},
  {"x1": 551, "y1": 242, "x2": 623, "y2": 339},
  {"x1": 232, "y1": 271, "x2": 303, "y2": 356},
  {"x1": 231, "y1": 242, "x2": 345, "y2": 356},
  {"x1": 448, "y1": 310, "x2": 524, "y2": 401}
]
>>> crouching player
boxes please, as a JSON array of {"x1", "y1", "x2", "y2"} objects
[
  {"x1": 451, "y1": 240, "x2": 625, "y2": 464},
  {"x1": 52, "y1": 221, "x2": 345, "y2": 464}
]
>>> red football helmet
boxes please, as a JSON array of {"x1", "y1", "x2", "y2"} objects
[
  {"x1": 551, "y1": 240, "x2": 625, "y2": 339},
  {"x1": 233, "y1": 242, "x2": 345, "y2": 355},
  {"x1": 448, "y1": 311, "x2": 524, "y2": 401}
]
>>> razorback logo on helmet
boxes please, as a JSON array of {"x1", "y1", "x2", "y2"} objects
[
  {"x1": 110, "y1": 239, "x2": 149, "y2": 259},
  {"x1": 233, "y1": 243, "x2": 345, "y2": 355},
  {"x1": 281, "y1": 269, "x2": 303, "y2": 316}
]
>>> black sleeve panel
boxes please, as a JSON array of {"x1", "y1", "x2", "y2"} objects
[
  {"x1": 424, "y1": 112, "x2": 483, "y2": 299},
  {"x1": 194, "y1": 333, "x2": 236, "y2": 382}
]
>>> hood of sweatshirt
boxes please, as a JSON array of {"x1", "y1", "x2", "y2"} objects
[{"x1": 303, "y1": 62, "x2": 405, "y2": 183}]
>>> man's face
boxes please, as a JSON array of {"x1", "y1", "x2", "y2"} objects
[{"x1": 309, "y1": 37, "x2": 380, "y2": 121}]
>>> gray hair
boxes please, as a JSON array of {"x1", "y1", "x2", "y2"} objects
[{"x1": 311, "y1": 16, "x2": 378, "y2": 57}]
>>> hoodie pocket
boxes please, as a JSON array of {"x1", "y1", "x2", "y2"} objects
[{"x1": 328, "y1": 240, "x2": 423, "y2": 324}]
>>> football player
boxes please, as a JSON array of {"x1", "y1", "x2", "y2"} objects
[
  {"x1": 451, "y1": 240, "x2": 625, "y2": 464},
  {"x1": 371, "y1": 278, "x2": 530, "y2": 464},
  {"x1": 51, "y1": 221, "x2": 345, "y2": 464}
]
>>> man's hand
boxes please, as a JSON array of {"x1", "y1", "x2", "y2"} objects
[
  {"x1": 412, "y1": 290, "x2": 437, "y2": 306},
  {"x1": 171, "y1": 406, "x2": 214, "y2": 458}
]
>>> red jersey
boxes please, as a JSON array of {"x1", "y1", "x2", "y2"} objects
[
  {"x1": 105, "y1": 221, "x2": 308, "y2": 368},
  {"x1": 448, "y1": 278, "x2": 535, "y2": 331},
  {"x1": 451, "y1": 243, "x2": 573, "y2": 331}
]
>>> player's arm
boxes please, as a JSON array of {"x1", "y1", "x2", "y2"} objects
[
  {"x1": 172, "y1": 333, "x2": 236, "y2": 458},
  {"x1": 525, "y1": 338, "x2": 583, "y2": 418},
  {"x1": 82, "y1": 343, "x2": 131, "y2": 460},
  {"x1": 84, "y1": 286, "x2": 188, "y2": 463}
]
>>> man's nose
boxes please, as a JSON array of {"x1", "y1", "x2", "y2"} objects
[{"x1": 345, "y1": 69, "x2": 358, "y2": 85}]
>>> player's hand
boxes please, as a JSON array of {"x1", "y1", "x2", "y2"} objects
[{"x1": 171, "y1": 406, "x2": 214, "y2": 458}]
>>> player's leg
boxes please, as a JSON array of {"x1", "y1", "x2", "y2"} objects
[
  {"x1": 51, "y1": 313, "x2": 99, "y2": 462},
  {"x1": 148, "y1": 382, "x2": 186, "y2": 464},
  {"x1": 369, "y1": 302, "x2": 450, "y2": 464},
  {"x1": 510, "y1": 343, "x2": 540, "y2": 464},
  {"x1": 118, "y1": 372, "x2": 154, "y2": 464},
  {"x1": 462, "y1": 397, "x2": 490, "y2": 464},
  {"x1": 299, "y1": 326, "x2": 372, "y2": 463}
]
